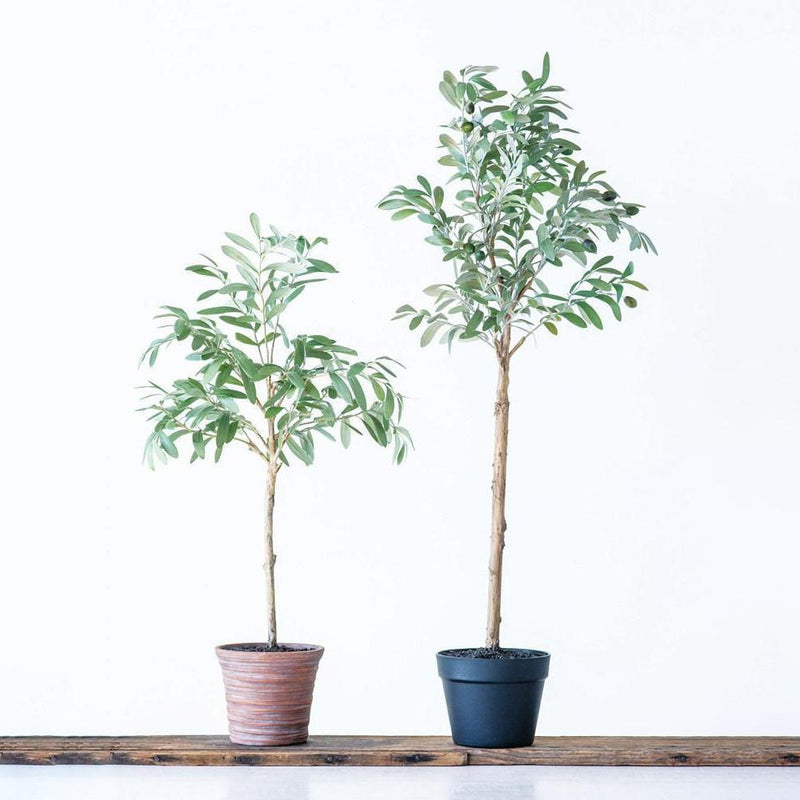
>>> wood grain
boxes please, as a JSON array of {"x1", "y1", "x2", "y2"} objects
[{"x1": 1, "y1": 736, "x2": 798, "y2": 767}]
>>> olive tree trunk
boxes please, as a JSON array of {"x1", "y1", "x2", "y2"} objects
[
  {"x1": 263, "y1": 463, "x2": 278, "y2": 648},
  {"x1": 486, "y1": 330, "x2": 511, "y2": 650}
]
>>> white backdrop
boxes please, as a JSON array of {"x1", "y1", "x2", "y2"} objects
[{"x1": 1, "y1": 0, "x2": 798, "y2": 736}]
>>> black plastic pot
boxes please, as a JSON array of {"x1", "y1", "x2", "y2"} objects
[{"x1": 436, "y1": 649, "x2": 550, "y2": 748}]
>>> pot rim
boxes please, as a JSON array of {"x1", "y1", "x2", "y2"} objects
[
  {"x1": 437, "y1": 647, "x2": 550, "y2": 660},
  {"x1": 436, "y1": 648, "x2": 550, "y2": 683},
  {"x1": 216, "y1": 642, "x2": 324, "y2": 654}
]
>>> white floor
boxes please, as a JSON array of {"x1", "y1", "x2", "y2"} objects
[{"x1": 1, "y1": 766, "x2": 798, "y2": 799}]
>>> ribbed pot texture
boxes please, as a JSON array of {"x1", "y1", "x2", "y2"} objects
[{"x1": 216, "y1": 643, "x2": 324, "y2": 746}]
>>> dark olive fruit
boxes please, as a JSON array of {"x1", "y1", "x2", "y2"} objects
[
  {"x1": 461, "y1": 121, "x2": 474, "y2": 134},
  {"x1": 463, "y1": 242, "x2": 475, "y2": 254},
  {"x1": 601, "y1": 190, "x2": 618, "y2": 202},
  {"x1": 465, "y1": 102, "x2": 475, "y2": 114},
  {"x1": 624, "y1": 205, "x2": 639, "y2": 216},
  {"x1": 561, "y1": 148, "x2": 573, "y2": 156},
  {"x1": 623, "y1": 296, "x2": 638, "y2": 308},
  {"x1": 582, "y1": 238, "x2": 597, "y2": 253}
]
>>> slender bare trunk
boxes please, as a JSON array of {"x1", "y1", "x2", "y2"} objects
[
  {"x1": 264, "y1": 463, "x2": 278, "y2": 648},
  {"x1": 486, "y1": 328, "x2": 511, "y2": 650}
]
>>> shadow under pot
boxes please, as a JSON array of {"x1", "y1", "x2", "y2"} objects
[
  {"x1": 216, "y1": 643, "x2": 324, "y2": 746},
  {"x1": 437, "y1": 648, "x2": 550, "y2": 748}
]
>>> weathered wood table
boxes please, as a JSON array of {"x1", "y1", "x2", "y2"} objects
[{"x1": 1, "y1": 736, "x2": 798, "y2": 767}]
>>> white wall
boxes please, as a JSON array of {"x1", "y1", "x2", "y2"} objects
[{"x1": 1, "y1": 0, "x2": 798, "y2": 736}]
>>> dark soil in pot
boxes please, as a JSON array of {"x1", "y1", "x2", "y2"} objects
[
  {"x1": 219, "y1": 643, "x2": 316, "y2": 653},
  {"x1": 437, "y1": 647, "x2": 550, "y2": 749},
  {"x1": 441, "y1": 647, "x2": 545, "y2": 660}
]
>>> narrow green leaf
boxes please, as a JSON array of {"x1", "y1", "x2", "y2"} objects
[
  {"x1": 192, "y1": 432, "x2": 206, "y2": 459},
  {"x1": 382, "y1": 388, "x2": 395, "y2": 419},
  {"x1": 199, "y1": 306, "x2": 238, "y2": 315},
  {"x1": 220, "y1": 315, "x2": 257, "y2": 329},
  {"x1": 222, "y1": 244, "x2": 256, "y2": 272},
  {"x1": 186, "y1": 265, "x2": 216, "y2": 277},
  {"x1": 362, "y1": 412, "x2": 388, "y2": 446},
  {"x1": 225, "y1": 232, "x2": 258, "y2": 253},
  {"x1": 308, "y1": 258, "x2": 337, "y2": 273},
  {"x1": 243, "y1": 376, "x2": 257, "y2": 403},
  {"x1": 420, "y1": 322, "x2": 443, "y2": 347},
  {"x1": 595, "y1": 294, "x2": 622, "y2": 321},
  {"x1": 216, "y1": 414, "x2": 230, "y2": 448},
  {"x1": 221, "y1": 245, "x2": 256, "y2": 271},
  {"x1": 465, "y1": 309, "x2": 483, "y2": 336},
  {"x1": 593, "y1": 255, "x2": 614, "y2": 269},
  {"x1": 348, "y1": 374, "x2": 367, "y2": 410},
  {"x1": 378, "y1": 198, "x2": 412, "y2": 210},
  {"x1": 235, "y1": 333, "x2": 259, "y2": 346},
  {"x1": 158, "y1": 432, "x2": 178, "y2": 458},
  {"x1": 286, "y1": 435, "x2": 312, "y2": 465},
  {"x1": 329, "y1": 372, "x2": 353, "y2": 403},
  {"x1": 562, "y1": 312, "x2": 587, "y2": 328},
  {"x1": 577, "y1": 301, "x2": 603, "y2": 329},
  {"x1": 174, "y1": 319, "x2": 190, "y2": 340}
]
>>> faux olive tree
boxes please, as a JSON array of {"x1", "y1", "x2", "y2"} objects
[
  {"x1": 140, "y1": 215, "x2": 411, "y2": 649},
  {"x1": 381, "y1": 57, "x2": 655, "y2": 651}
]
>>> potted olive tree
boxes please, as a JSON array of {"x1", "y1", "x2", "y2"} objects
[
  {"x1": 139, "y1": 215, "x2": 411, "y2": 745},
  {"x1": 380, "y1": 56, "x2": 656, "y2": 748}
]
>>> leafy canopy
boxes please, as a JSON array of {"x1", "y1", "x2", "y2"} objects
[
  {"x1": 379, "y1": 55, "x2": 656, "y2": 355},
  {"x1": 139, "y1": 215, "x2": 412, "y2": 469}
]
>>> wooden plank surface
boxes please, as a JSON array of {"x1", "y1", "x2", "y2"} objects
[{"x1": 0, "y1": 736, "x2": 797, "y2": 767}]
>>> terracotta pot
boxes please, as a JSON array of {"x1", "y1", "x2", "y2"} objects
[{"x1": 216, "y1": 643, "x2": 324, "y2": 746}]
